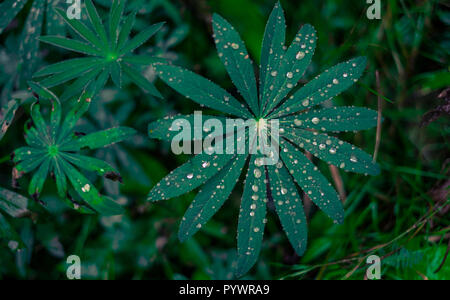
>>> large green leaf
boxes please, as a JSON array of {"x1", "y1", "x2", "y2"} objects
[
  {"x1": 279, "y1": 139, "x2": 344, "y2": 223},
  {"x1": 280, "y1": 106, "x2": 379, "y2": 132},
  {"x1": 284, "y1": 129, "x2": 380, "y2": 176},
  {"x1": 236, "y1": 155, "x2": 268, "y2": 277},
  {"x1": 271, "y1": 57, "x2": 367, "y2": 118},
  {"x1": 155, "y1": 65, "x2": 252, "y2": 119},
  {"x1": 148, "y1": 153, "x2": 236, "y2": 201},
  {"x1": 267, "y1": 163, "x2": 307, "y2": 255},
  {"x1": 263, "y1": 24, "x2": 317, "y2": 116},
  {"x1": 260, "y1": 1, "x2": 285, "y2": 116},
  {"x1": 212, "y1": 14, "x2": 259, "y2": 115},
  {"x1": 178, "y1": 153, "x2": 248, "y2": 242}
]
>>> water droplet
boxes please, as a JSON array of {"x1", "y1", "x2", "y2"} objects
[
  {"x1": 231, "y1": 43, "x2": 239, "y2": 50},
  {"x1": 254, "y1": 168, "x2": 262, "y2": 178},
  {"x1": 311, "y1": 117, "x2": 320, "y2": 125},
  {"x1": 253, "y1": 227, "x2": 260, "y2": 233},
  {"x1": 302, "y1": 100, "x2": 309, "y2": 107},
  {"x1": 296, "y1": 51, "x2": 305, "y2": 60},
  {"x1": 333, "y1": 79, "x2": 339, "y2": 84},
  {"x1": 250, "y1": 204, "x2": 257, "y2": 209},
  {"x1": 202, "y1": 161, "x2": 210, "y2": 168},
  {"x1": 271, "y1": 71, "x2": 278, "y2": 77},
  {"x1": 319, "y1": 144, "x2": 326, "y2": 150},
  {"x1": 350, "y1": 155, "x2": 358, "y2": 163},
  {"x1": 81, "y1": 184, "x2": 90, "y2": 193},
  {"x1": 187, "y1": 173, "x2": 194, "y2": 179},
  {"x1": 286, "y1": 72, "x2": 294, "y2": 79},
  {"x1": 252, "y1": 185, "x2": 259, "y2": 192},
  {"x1": 329, "y1": 148, "x2": 336, "y2": 154},
  {"x1": 281, "y1": 188, "x2": 287, "y2": 195},
  {"x1": 251, "y1": 195, "x2": 259, "y2": 201},
  {"x1": 294, "y1": 119, "x2": 302, "y2": 126}
]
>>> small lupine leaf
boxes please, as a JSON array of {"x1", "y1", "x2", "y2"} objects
[
  {"x1": 0, "y1": 187, "x2": 28, "y2": 218},
  {"x1": 52, "y1": 158, "x2": 67, "y2": 198},
  {"x1": 15, "y1": 155, "x2": 46, "y2": 173},
  {"x1": 60, "y1": 159, "x2": 122, "y2": 215},
  {"x1": 0, "y1": 212, "x2": 24, "y2": 250},
  {"x1": 148, "y1": 114, "x2": 229, "y2": 142},
  {"x1": 61, "y1": 127, "x2": 136, "y2": 151},
  {"x1": 178, "y1": 153, "x2": 248, "y2": 242},
  {"x1": 30, "y1": 103, "x2": 50, "y2": 142},
  {"x1": 110, "y1": 62, "x2": 122, "y2": 88},
  {"x1": 284, "y1": 128, "x2": 380, "y2": 176},
  {"x1": 267, "y1": 163, "x2": 307, "y2": 255},
  {"x1": 28, "y1": 158, "x2": 50, "y2": 197},
  {"x1": 263, "y1": 24, "x2": 317, "y2": 116},
  {"x1": 260, "y1": 1, "x2": 286, "y2": 115},
  {"x1": 155, "y1": 65, "x2": 252, "y2": 119},
  {"x1": 236, "y1": 155, "x2": 267, "y2": 277},
  {"x1": 148, "y1": 153, "x2": 236, "y2": 201},
  {"x1": 13, "y1": 147, "x2": 46, "y2": 164},
  {"x1": 85, "y1": 0, "x2": 109, "y2": 47},
  {"x1": 24, "y1": 122, "x2": 46, "y2": 148},
  {"x1": 60, "y1": 66, "x2": 104, "y2": 101},
  {"x1": 39, "y1": 62, "x2": 103, "y2": 88},
  {"x1": 0, "y1": 0, "x2": 28, "y2": 34},
  {"x1": 117, "y1": 10, "x2": 137, "y2": 50},
  {"x1": 271, "y1": 57, "x2": 367, "y2": 118},
  {"x1": 212, "y1": 14, "x2": 259, "y2": 115},
  {"x1": 56, "y1": 97, "x2": 90, "y2": 144},
  {"x1": 0, "y1": 99, "x2": 19, "y2": 141},
  {"x1": 34, "y1": 57, "x2": 104, "y2": 77},
  {"x1": 280, "y1": 106, "x2": 379, "y2": 132},
  {"x1": 109, "y1": 0, "x2": 126, "y2": 46},
  {"x1": 18, "y1": 0, "x2": 45, "y2": 79},
  {"x1": 55, "y1": 8, "x2": 103, "y2": 49},
  {"x1": 119, "y1": 22, "x2": 164, "y2": 55},
  {"x1": 39, "y1": 36, "x2": 103, "y2": 56},
  {"x1": 121, "y1": 55, "x2": 166, "y2": 65},
  {"x1": 121, "y1": 63, "x2": 162, "y2": 98},
  {"x1": 279, "y1": 139, "x2": 344, "y2": 223},
  {"x1": 60, "y1": 153, "x2": 119, "y2": 178}
]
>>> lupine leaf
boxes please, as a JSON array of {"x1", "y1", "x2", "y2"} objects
[
  {"x1": 60, "y1": 153, "x2": 119, "y2": 178},
  {"x1": 0, "y1": 100, "x2": 19, "y2": 141},
  {"x1": 39, "y1": 61, "x2": 102, "y2": 88},
  {"x1": 110, "y1": 62, "x2": 122, "y2": 88},
  {"x1": 279, "y1": 139, "x2": 344, "y2": 223},
  {"x1": 121, "y1": 63, "x2": 162, "y2": 98},
  {"x1": 119, "y1": 22, "x2": 164, "y2": 55},
  {"x1": 34, "y1": 57, "x2": 103, "y2": 78},
  {"x1": 0, "y1": 187, "x2": 28, "y2": 218},
  {"x1": 284, "y1": 129, "x2": 380, "y2": 175},
  {"x1": 52, "y1": 158, "x2": 67, "y2": 198},
  {"x1": 280, "y1": 106, "x2": 379, "y2": 132},
  {"x1": 0, "y1": 0, "x2": 28, "y2": 34},
  {"x1": 148, "y1": 153, "x2": 236, "y2": 201},
  {"x1": 148, "y1": 114, "x2": 229, "y2": 142},
  {"x1": 263, "y1": 24, "x2": 317, "y2": 115},
  {"x1": 260, "y1": 1, "x2": 285, "y2": 115},
  {"x1": 39, "y1": 36, "x2": 103, "y2": 56},
  {"x1": 271, "y1": 57, "x2": 367, "y2": 118},
  {"x1": 109, "y1": 0, "x2": 126, "y2": 46},
  {"x1": 155, "y1": 65, "x2": 252, "y2": 119},
  {"x1": 212, "y1": 14, "x2": 259, "y2": 115},
  {"x1": 60, "y1": 159, "x2": 122, "y2": 215},
  {"x1": 178, "y1": 153, "x2": 248, "y2": 242},
  {"x1": 85, "y1": 0, "x2": 108, "y2": 47},
  {"x1": 267, "y1": 163, "x2": 308, "y2": 255},
  {"x1": 60, "y1": 66, "x2": 104, "y2": 101},
  {"x1": 61, "y1": 127, "x2": 136, "y2": 151},
  {"x1": 55, "y1": 8, "x2": 103, "y2": 49},
  {"x1": 117, "y1": 10, "x2": 136, "y2": 50},
  {"x1": 28, "y1": 159, "x2": 51, "y2": 197},
  {"x1": 122, "y1": 55, "x2": 166, "y2": 65},
  {"x1": 236, "y1": 155, "x2": 267, "y2": 277}
]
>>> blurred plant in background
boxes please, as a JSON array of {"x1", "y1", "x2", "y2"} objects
[{"x1": 0, "y1": 0, "x2": 449, "y2": 280}]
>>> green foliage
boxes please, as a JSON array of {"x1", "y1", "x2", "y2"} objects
[
  {"x1": 33, "y1": 0, "x2": 165, "y2": 100},
  {"x1": 149, "y1": 1, "x2": 380, "y2": 276},
  {"x1": 0, "y1": 187, "x2": 29, "y2": 250},
  {"x1": 12, "y1": 82, "x2": 135, "y2": 215},
  {"x1": 0, "y1": 99, "x2": 19, "y2": 141}
]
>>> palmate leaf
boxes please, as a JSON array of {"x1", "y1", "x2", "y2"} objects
[
  {"x1": 34, "y1": 0, "x2": 165, "y2": 98},
  {"x1": 12, "y1": 82, "x2": 134, "y2": 215},
  {"x1": 149, "y1": 1, "x2": 381, "y2": 277}
]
